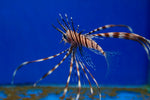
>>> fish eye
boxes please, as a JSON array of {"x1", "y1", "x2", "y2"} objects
[{"x1": 63, "y1": 35, "x2": 67, "y2": 39}]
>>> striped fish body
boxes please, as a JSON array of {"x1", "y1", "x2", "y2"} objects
[{"x1": 65, "y1": 30, "x2": 105, "y2": 56}]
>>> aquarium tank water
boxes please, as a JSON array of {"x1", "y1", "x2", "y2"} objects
[{"x1": 0, "y1": 0, "x2": 149, "y2": 99}]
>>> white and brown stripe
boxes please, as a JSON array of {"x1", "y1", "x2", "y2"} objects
[
  {"x1": 32, "y1": 49, "x2": 69, "y2": 62},
  {"x1": 33, "y1": 47, "x2": 73, "y2": 87},
  {"x1": 85, "y1": 24, "x2": 133, "y2": 35},
  {"x1": 78, "y1": 60, "x2": 93, "y2": 95},
  {"x1": 83, "y1": 62, "x2": 101, "y2": 99},
  {"x1": 11, "y1": 48, "x2": 69, "y2": 85},
  {"x1": 91, "y1": 32, "x2": 143, "y2": 39},
  {"x1": 60, "y1": 52, "x2": 74, "y2": 99},
  {"x1": 66, "y1": 30, "x2": 106, "y2": 57},
  {"x1": 75, "y1": 57, "x2": 81, "y2": 100}
]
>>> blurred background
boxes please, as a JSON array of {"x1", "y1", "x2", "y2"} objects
[{"x1": 0, "y1": 0, "x2": 149, "y2": 86}]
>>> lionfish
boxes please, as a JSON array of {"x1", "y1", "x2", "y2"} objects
[{"x1": 12, "y1": 14, "x2": 150, "y2": 100}]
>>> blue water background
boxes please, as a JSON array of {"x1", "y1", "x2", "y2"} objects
[{"x1": 0, "y1": 0, "x2": 149, "y2": 85}]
